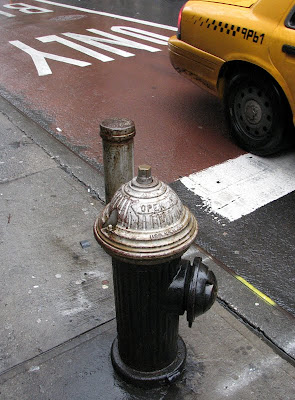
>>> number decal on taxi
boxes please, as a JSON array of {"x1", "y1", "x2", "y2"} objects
[
  {"x1": 197, "y1": 16, "x2": 265, "y2": 45},
  {"x1": 241, "y1": 28, "x2": 265, "y2": 44}
]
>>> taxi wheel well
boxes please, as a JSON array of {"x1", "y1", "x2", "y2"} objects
[
  {"x1": 218, "y1": 62, "x2": 285, "y2": 101},
  {"x1": 219, "y1": 61, "x2": 293, "y2": 122}
]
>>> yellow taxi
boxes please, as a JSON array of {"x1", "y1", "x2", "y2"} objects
[{"x1": 168, "y1": 0, "x2": 295, "y2": 155}]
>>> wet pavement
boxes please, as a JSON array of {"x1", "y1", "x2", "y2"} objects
[
  {"x1": 0, "y1": 0, "x2": 294, "y2": 366},
  {"x1": 171, "y1": 176, "x2": 295, "y2": 316},
  {"x1": 2, "y1": 313, "x2": 295, "y2": 400},
  {"x1": 1, "y1": 94, "x2": 295, "y2": 400},
  {"x1": 54, "y1": 0, "x2": 184, "y2": 26}
]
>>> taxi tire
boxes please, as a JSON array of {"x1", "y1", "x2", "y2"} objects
[{"x1": 224, "y1": 72, "x2": 292, "y2": 155}]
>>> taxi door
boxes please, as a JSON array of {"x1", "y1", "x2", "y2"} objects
[{"x1": 269, "y1": 4, "x2": 295, "y2": 120}]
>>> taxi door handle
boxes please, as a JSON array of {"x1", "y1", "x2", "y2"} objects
[{"x1": 282, "y1": 44, "x2": 295, "y2": 56}]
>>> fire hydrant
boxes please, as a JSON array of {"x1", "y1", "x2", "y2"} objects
[{"x1": 94, "y1": 165, "x2": 217, "y2": 387}]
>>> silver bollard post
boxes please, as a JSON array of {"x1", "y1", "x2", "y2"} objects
[{"x1": 100, "y1": 118, "x2": 135, "y2": 203}]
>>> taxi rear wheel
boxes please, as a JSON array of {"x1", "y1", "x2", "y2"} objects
[{"x1": 224, "y1": 72, "x2": 291, "y2": 155}]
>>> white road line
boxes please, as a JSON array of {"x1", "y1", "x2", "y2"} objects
[
  {"x1": 0, "y1": 10, "x2": 15, "y2": 17},
  {"x1": 180, "y1": 153, "x2": 295, "y2": 222},
  {"x1": 33, "y1": 0, "x2": 178, "y2": 31}
]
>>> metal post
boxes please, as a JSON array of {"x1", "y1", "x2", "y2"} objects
[{"x1": 100, "y1": 118, "x2": 135, "y2": 204}]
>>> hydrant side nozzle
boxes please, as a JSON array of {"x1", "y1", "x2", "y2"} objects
[
  {"x1": 167, "y1": 257, "x2": 218, "y2": 327},
  {"x1": 186, "y1": 257, "x2": 218, "y2": 327}
]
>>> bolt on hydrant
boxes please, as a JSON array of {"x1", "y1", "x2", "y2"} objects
[{"x1": 94, "y1": 164, "x2": 217, "y2": 387}]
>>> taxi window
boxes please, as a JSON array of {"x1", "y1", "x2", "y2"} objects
[{"x1": 285, "y1": 6, "x2": 295, "y2": 29}]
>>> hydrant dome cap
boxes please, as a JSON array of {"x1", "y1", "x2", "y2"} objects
[{"x1": 94, "y1": 167, "x2": 198, "y2": 264}]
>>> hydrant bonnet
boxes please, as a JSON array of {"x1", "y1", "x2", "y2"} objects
[{"x1": 94, "y1": 165, "x2": 198, "y2": 264}]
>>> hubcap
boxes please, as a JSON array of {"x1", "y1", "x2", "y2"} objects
[
  {"x1": 233, "y1": 85, "x2": 273, "y2": 140},
  {"x1": 244, "y1": 99, "x2": 262, "y2": 124}
]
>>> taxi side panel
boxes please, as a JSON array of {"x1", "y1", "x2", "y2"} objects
[
  {"x1": 181, "y1": 2, "x2": 272, "y2": 71},
  {"x1": 178, "y1": 1, "x2": 295, "y2": 119}
]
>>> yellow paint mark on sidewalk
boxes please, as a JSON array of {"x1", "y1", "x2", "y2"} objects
[{"x1": 236, "y1": 276, "x2": 277, "y2": 306}]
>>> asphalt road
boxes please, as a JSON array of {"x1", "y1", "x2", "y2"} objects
[
  {"x1": 0, "y1": 0, "x2": 294, "y2": 316},
  {"x1": 57, "y1": 0, "x2": 185, "y2": 26}
]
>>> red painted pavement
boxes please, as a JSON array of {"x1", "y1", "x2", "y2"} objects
[{"x1": 0, "y1": 0, "x2": 244, "y2": 182}]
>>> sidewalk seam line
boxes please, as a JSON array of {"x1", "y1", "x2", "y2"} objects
[
  {"x1": 0, "y1": 167, "x2": 57, "y2": 184},
  {"x1": 0, "y1": 318, "x2": 116, "y2": 382}
]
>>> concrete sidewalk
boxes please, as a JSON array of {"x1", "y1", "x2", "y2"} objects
[{"x1": 0, "y1": 98, "x2": 294, "y2": 399}]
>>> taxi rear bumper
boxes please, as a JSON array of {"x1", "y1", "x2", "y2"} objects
[{"x1": 168, "y1": 36, "x2": 225, "y2": 96}]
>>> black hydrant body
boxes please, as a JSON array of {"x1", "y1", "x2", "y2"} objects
[
  {"x1": 112, "y1": 258, "x2": 185, "y2": 384},
  {"x1": 94, "y1": 165, "x2": 217, "y2": 387}
]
